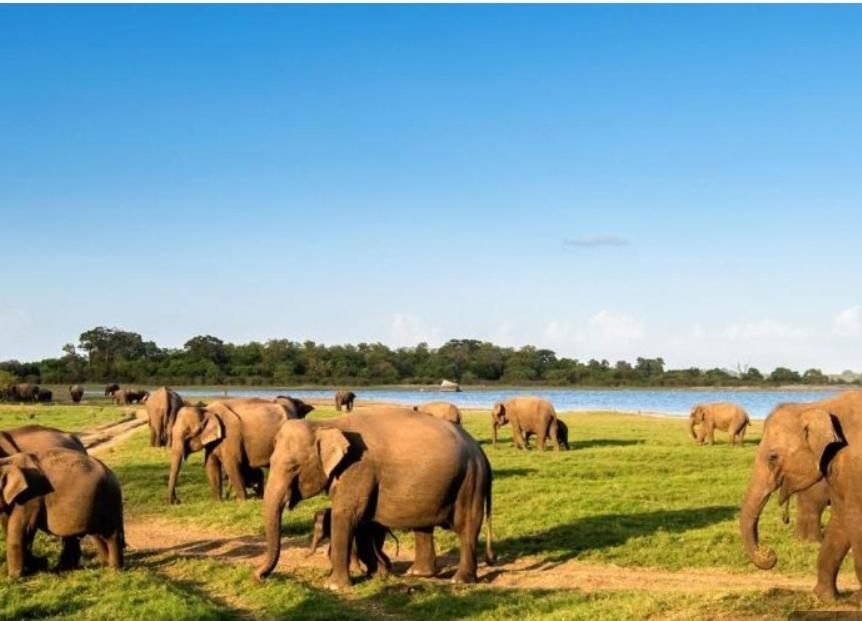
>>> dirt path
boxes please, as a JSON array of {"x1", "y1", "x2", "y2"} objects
[{"x1": 80, "y1": 410, "x2": 148, "y2": 455}]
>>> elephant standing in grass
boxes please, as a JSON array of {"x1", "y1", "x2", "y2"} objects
[
  {"x1": 335, "y1": 391, "x2": 356, "y2": 412},
  {"x1": 167, "y1": 399, "x2": 292, "y2": 504},
  {"x1": 10, "y1": 384, "x2": 39, "y2": 403},
  {"x1": 113, "y1": 389, "x2": 149, "y2": 406},
  {"x1": 689, "y1": 403, "x2": 750, "y2": 445},
  {"x1": 69, "y1": 385, "x2": 84, "y2": 404},
  {"x1": 36, "y1": 388, "x2": 52, "y2": 403},
  {"x1": 104, "y1": 384, "x2": 120, "y2": 398},
  {"x1": 525, "y1": 418, "x2": 570, "y2": 450},
  {"x1": 739, "y1": 391, "x2": 862, "y2": 601},
  {"x1": 492, "y1": 396, "x2": 560, "y2": 451},
  {"x1": 415, "y1": 402, "x2": 462, "y2": 425},
  {"x1": 255, "y1": 408, "x2": 494, "y2": 589},
  {"x1": 145, "y1": 387, "x2": 184, "y2": 448},
  {"x1": 0, "y1": 449, "x2": 124, "y2": 576}
]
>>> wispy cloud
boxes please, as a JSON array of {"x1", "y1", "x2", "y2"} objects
[
  {"x1": 832, "y1": 306, "x2": 860, "y2": 338},
  {"x1": 563, "y1": 235, "x2": 630, "y2": 249}
]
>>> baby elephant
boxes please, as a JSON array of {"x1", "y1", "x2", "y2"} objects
[
  {"x1": 524, "y1": 419, "x2": 570, "y2": 450},
  {"x1": 689, "y1": 403, "x2": 750, "y2": 446},
  {"x1": 309, "y1": 508, "x2": 398, "y2": 576},
  {"x1": 0, "y1": 448, "x2": 124, "y2": 577}
]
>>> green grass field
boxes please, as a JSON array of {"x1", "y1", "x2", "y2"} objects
[{"x1": 0, "y1": 403, "x2": 857, "y2": 620}]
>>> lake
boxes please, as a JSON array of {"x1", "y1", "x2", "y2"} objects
[{"x1": 179, "y1": 387, "x2": 844, "y2": 420}]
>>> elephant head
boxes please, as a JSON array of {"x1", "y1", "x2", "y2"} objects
[
  {"x1": 256, "y1": 420, "x2": 350, "y2": 580},
  {"x1": 689, "y1": 406, "x2": 705, "y2": 440},
  {"x1": 274, "y1": 396, "x2": 315, "y2": 419},
  {"x1": 491, "y1": 402, "x2": 508, "y2": 448},
  {"x1": 167, "y1": 406, "x2": 225, "y2": 504},
  {"x1": 740, "y1": 406, "x2": 842, "y2": 570},
  {"x1": 0, "y1": 454, "x2": 42, "y2": 511}
]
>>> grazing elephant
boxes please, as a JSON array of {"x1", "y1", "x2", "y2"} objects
[
  {"x1": 414, "y1": 402, "x2": 462, "y2": 425},
  {"x1": 69, "y1": 385, "x2": 84, "y2": 404},
  {"x1": 145, "y1": 387, "x2": 184, "y2": 448},
  {"x1": 255, "y1": 408, "x2": 494, "y2": 589},
  {"x1": 104, "y1": 384, "x2": 120, "y2": 397},
  {"x1": 334, "y1": 391, "x2": 356, "y2": 412},
  {"x1": 739, "y1": 390, "x2": 862, "y2": 601},
  {"x1": 167, "y1": 399, "x2": 292, "y2": 504},
  {"x1": 526, "y1": 418, "x2": 570, "y2": 450},
  {"x1": 113, "y1": 389, "x2": 149, "y2": 406},
  {"x1": 0, "y1": 448, "x2": 124, "y2": 576},
  {"x1": 36, "y1": 388, "x2": 52, "y2": 403},
  {"x1": 492, "y1": 396, "x2": 560, "y2": 451},
  {"x1": 309, "y1": 508, "x2": 399, "y2": 576},
  {"x1": 274, "y1": 396, "x2": 315, "y2": 419},
  {"x1": 10, "y1": 384, "x2": 40, "y2": 403},
  {"x1": 689, "y1": 403, "x2": 750, "y2": 446}
]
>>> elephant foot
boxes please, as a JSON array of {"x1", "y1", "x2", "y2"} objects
[
  {"x1": 813, "y1": 582, "x2": 840, "y2": 603},
  {"x1": 325, "y1": 575, "x2": 352, "y2": 591},
  {"x1": 168, "y1": 496, "x2": 181, "y2": 505},
  {"x1": 24, "y1": 555, "x2": 49, "y2": 575},
  {"x1": 451, "y1": 569, "x2": 477, "y2": 584},
  {"x1": 406, "y1": 564, "x2": 437, "y2": 578}
]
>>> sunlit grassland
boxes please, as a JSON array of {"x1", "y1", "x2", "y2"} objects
[
  {"x1": 0, "y1": 403, "x2": 129, "y2": 434},
  {"x1": 0, "y1": 404, "x2": 855, "y2": 619}
]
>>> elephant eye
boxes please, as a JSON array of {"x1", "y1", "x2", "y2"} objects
[{"x1": 767, "y1": 452, "x2": 780, "y2": 465}]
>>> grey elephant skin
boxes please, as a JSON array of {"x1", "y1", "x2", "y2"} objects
[
  {"x1": 334, "y1": 390, "x2": 356, "y2": 412},
  {"x1": 492, "y1": 396, "x2": 560, "y2": 451},
  {"x1": 255, "y1": 407, "x2": 493, "y2": 589},
  {"x1": 167, "y1": 398, "x2": 295, "y2": 504},
  {"x1": 739, "y1": 390, "x2": 862, "y2": 601},
  {"x1": 68, "y1": 385, "x2": 84, "y2": 404},
  {"x1": 145, "y1": 387, "x2": 184, "y2": 447},
  {"x1": 0, "y1": 448, "x2": 124, "y2": 577},
  {"x1": 690, "y1": 403, "x2": 750, "y2": 446}
]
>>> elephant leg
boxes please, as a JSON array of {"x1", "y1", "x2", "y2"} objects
[
  {"x1": 549, "y1": 419, "x2": 561, "y2": 452},
  {"x1": 93, "y1": 536, "x2": 109, "y2": 563},
  {"x1": 354, "y1": 528, "x2": 378, "y2": 576},
  {"x1": 205, "y1": 453, "x2": 224, "y2": 501},
  {"x1": 374, "y1": 528, "x2": 392, "y2": 575},
  {"x1": 407, "y1": 528, "x2": 437, "y2": 577},
  {"x1": 796, "y1": 488, "x2": 827, "y2": 542},
  {"x1": 149, "y1": 424, "x2": 158, "y2": 448},
  {"x1": 511, "y1": 421, "x2": 526, "y2": 450},
  {"x1": 5, "y1": 512, "x2": 27, "y2": 578},
  {"x1": 326, "y1": 509, "x2": 355, "y2": 590},
  {"x1": 56, "y1": 537, "x2": 82, "y2": 571},
  {"x1": 814, "y1": 516, "x2": 849, "y2": 601},
  {"x1": 223, "y1": 459, "x2": 248, "y2": 501},
  {"x1": 706, "y1": 422, "x2": 715, "y2": 445},
  {"x1": 452, "y1": 496, "x2": 482, "y2": 584},
  {"x1": 106, "y1": 532, "x2": 123, "y2": 570}
]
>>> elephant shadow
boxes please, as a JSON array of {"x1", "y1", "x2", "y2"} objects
[
  {"x1": 493, "y1": 468, "x2": 538, "y2": 479},
  {"x1": 491, "y1": 505, "x2": 736, "y2": 566},
  {"x1": 568, "y1": 439, "x2": 643, "y2": 450}
]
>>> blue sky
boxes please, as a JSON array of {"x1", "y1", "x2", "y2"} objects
[{"x1": 2, "y1": 5, "x2": 861, "y2": 371}]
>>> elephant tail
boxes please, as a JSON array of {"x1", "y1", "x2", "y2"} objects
[{"x1": 484, "y1": 463, "x2": 495, "y2": 566}]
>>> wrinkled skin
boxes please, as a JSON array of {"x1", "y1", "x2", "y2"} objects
[
  {"x1": 492, "y1": 397, "x2": 560, "y2": 451},
  {"x1": 113, "y1": 389, "x2": 149, "y2": 406},
  {"x1": 334, "y1": 391, "x2": 356, "y2": 412},
  {"x1": 415, "y1": 402, "x2": 462, "y2": 425},
  {"x1": 274, "y1": 396, "x2": 315, "y2": 419},
  {"x1": 690, "y1": 403, "x2": 750, "y2": 446},
  {"x1": 104, "y1": 384, "x2": 120, "y2": 398},
  {"x1": 739, "y1": 391, "x2": 862, "y2": 601},
  {"x1": 309, "y1": 508, "x2": 398, "y2": 576},
  {"x1": 255, "y1": 408, "x2": 494, "y2": 589},
  {"x1": 0, "y1": 448, "x2": 124, "y2": 577},
  {"x1": 145, "y1": 387, "x2": 184, "y2": 448},
  {"x1": 167, "y1": 399, "x2": 291, "y2": 504},
  {"x1": 68, "y1": 385, "x2": 84, "y2": 404},
  {"x1": 10, "y1": 384, "x2": 40, "y2": 403}
]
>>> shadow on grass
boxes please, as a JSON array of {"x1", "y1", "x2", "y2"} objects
[
  {"x1": 492, "y1": 505, "x2": 737, "y2": 565},
  {"x1": 493, "y1": 468, "x2": 538, "y2": 479},
  {"x1": 568, "y1": 439, "x2": 644, "y2": 450}
]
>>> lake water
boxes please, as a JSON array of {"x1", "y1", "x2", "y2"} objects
[{"x1": 179, "y1": 387, "x2": 844, "y2": 420}]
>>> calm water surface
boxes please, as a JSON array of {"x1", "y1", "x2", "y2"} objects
[{"x1": 179, "y1": 387, "x2": 842, "y2": 420}]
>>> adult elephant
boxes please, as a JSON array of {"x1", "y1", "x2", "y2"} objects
[
  {"x1": 167, "y1": 399, "x2": 293, "y2": 504},
  {"x1": 739, "y1": 391, "x2": 862, "y2": 600},
  {"x1": 113, "y1": 389, "x2": 148, "y2": 406},
  {"x1": 255, "y1": 408, "x2": 494, "y2": 589},
  {"x1": 10, "y1": 384, "x2": 39, "y2": 403},
  {"x1": 492, "y1": 396, "x2": 560, "y2": 451},
  {"x1": 145, "y1": 387, "x2": 184, "y2": 447},
  {"x1": 104, "y1": 384, "x2": 120, "y2": 397},
  {"x1": 334, "y1": 390, "x2": 356, "y2": 412},
  {"x1": 69, "y1": 385, "x2": 84, "y2": 404},
  {"x1": 0, "y1": 425, "x2": 86, "y2": 458},
  {"x1": 415, "y1": 402, "x2": 462, "y2": 425},
  {"x1": 689, "y1": 403, "x2": 750, "y2": 445}
]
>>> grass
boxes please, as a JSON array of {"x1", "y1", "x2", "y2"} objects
[
  {"x1": 0, "y1": 404, "x2": 858, "y2": 619},
  {"x1": 0, "y1": 403, "x2": 131, "y2": 434}
]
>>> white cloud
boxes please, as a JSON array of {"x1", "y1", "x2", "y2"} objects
[
  {"x1": 722, "y1": 320, "x2": 810, "y2": 342},
  {"x1": 832, "y1": 306, "x2": 861, "y2": 338},
  {"x1": 543, "y1": 311, "x2": 645, "y2": 359},
  {"x1": 389, "y1": 313, "x2": 440, "y2": 347},
  {"x1": 588, "y1": 310, "x2": 644, "y2": 342}
]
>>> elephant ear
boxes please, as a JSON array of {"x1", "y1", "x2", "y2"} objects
[
  {"x1": 801, "y1": 408, "x2": 842, "y2": 468},
  {"x1": 1, "y1": 465, "x2": 29, "y2": 505},
  {"x1": 315, "y1": 428, "x2": 350, "y2": 479},
  {"x1": 0, "y1": 432, "x2": 19, "y2": 458},
  {"x1": 200, "y1": 413, "x2": 224, "y2": 446}
]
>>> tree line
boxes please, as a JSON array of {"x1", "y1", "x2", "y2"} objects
[{"x1": 0, "y1": 326, "x2": 851, "y2": 388}]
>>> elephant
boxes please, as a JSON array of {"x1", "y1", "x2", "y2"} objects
[
  {"x1": 492, "y1": 396, "x2": 560, "y2": 451},
  {"x1": 167, "y1": 399, "x2": 293, "y2": 504},
  {"x1": 525, "y1": 418, "x2": 570, "y2": 450},
  {"x1": 113, "y1": 389, "x2": 149, "y2": 406},
  {"x1": 36, "y1": 388, "x2": 52, "y2": 403},
  {"x1": 309, "y1": 507, "x2": 399, "y2": 576},
  {"x1": 739, "y1": 390, "x2": 862, "y2": 601},
  {"x1": 0, "y1": 425, "x2": 86, "y2": 458},
  {"x1": 10, "y1": 384, "x2": 40, "y2": 403},
  {"x1": 689, "y1": 403, "x2": 750, "y2": 446},
  {"x1": 0, "y1": 448, "x2": 124, "y2": 576},
  {"x1": 104, "y1": 384, "x2": 120, "y2": 397},
  {"x1": 274, "y1": 396, "x2": 315, "y2": 419},
  {"x1": 335, "y1": 391, "x2": 356, "y2": 412},
  {"x1": 145, "y1": 387, "x2": 184, "y2": 448},
  {"x1": 69, "y1": 385, "x2": 84, "y2": 404},
  {"x1": 781, "y1": 479, "x2": 830, "y2": 542},
  {"x1": 255, "y1": 407, "x2": 494, "y2": 589},
  {"x1": 414, "y1": 402, "x2": 462, "y2": 425}
]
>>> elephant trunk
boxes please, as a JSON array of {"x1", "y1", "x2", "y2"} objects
[
  {"x1": 167, "y1": 446, "x2": 184, "y2": 504},
  {"x1": 255, "y1": 473, "x2": 290, "y2": 581},
  {"x1": 688, "y1": 415, "x2": 698, "y2": 440},
  {"x1": 739, "y1": 463, "x2": 778, "y2": 570}
]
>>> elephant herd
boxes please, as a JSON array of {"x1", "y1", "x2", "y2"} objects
[
  {"x1": 5, "y1": 387, "x2": 862, "y2": 603},
  {"x1": 0, "y1": 383, "x2": 54, "y2": 403}
]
